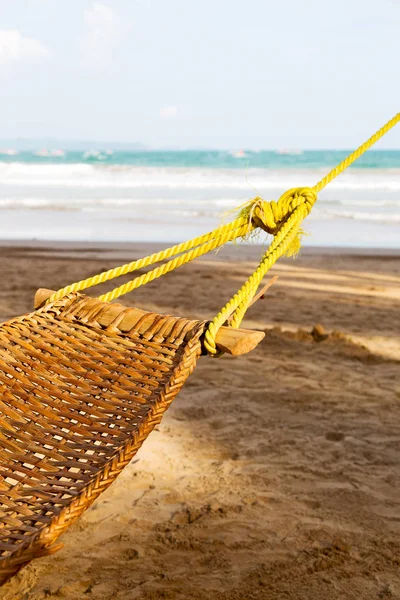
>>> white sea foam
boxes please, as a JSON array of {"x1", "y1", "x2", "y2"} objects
[
  {"x1": 1, "y1": 163, "x2": 400, "y2": 191},
  {"x1": 322, "y1": 209, "x2": 400, "y2": 224},
  {"x1": 0, "y1": 163, "x2": 398, "y2": 246}
]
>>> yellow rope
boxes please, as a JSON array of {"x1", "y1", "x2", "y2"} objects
[
  {"x1": 98, "y1": 219, "x2": 249, "y2": 304},
  {"x1": 48, "y1": 218, "x2": 249, "y2": 303},
  {"x1": 49, "y1": 113, "x2": 400, "y2": 355},
  {"x1": 313, "y1": 113, "x2": 400, "y2": 194}
]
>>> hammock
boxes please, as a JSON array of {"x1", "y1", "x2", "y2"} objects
[{"x1": 0, "y1": 114, "x2": 398, "y2": 586}]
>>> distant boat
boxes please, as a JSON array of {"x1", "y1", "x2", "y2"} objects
[
  {"x1": 83, "y1": 150, "x2": 104, "y2": 160},
  {"x1": 34, "y1": 149, "x2": 65, "y2": 157},
  {"x1": 276, "y1": 148, "x2": 303, "y2": 156},
  {"x1": 0, "y1": 149, "x2": 18, "y2": 156},
  {"x1": 230, "y1": 150, "x2": 247, "y2": 158},
  {"x1": 34, "y1": 149, "x2": 50, "y2": 157}
]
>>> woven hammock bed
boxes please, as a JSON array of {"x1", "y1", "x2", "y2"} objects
[
  {"x1": 0, "y1": 289, "x2": 264, "y2": 585},
  {"x1": 0, "y1": 114, "x2": 398, "y2": 586}
]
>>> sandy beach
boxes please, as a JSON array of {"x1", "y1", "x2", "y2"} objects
[{"x1": 1, "y1": 241, "x2": 400, "y2": 600}]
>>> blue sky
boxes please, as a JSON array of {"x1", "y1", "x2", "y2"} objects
[{"x1": 0, "y1": 0, "x2": 399, "y2": 148}]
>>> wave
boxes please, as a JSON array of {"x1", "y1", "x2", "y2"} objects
[
  {"x1": 0, "y1": 197, "x2": 399, "y2": 227},
  {"x1": 0, "y1": 162, "x2": 398, "y2": 232},
  {"x1": 1, "y1": 163, "x2": 400, "y2": 191},
  {"x1": 2, "y1": 196, "x2": 399, "y2": 209},
  {"x1": 1, "y1": 148, "x2": 400, "y2": 169},
  {"x1": 0, "y1": 197, "x2": 238, "y2": 218},
  {"x1": 319, "y1": 209, "x2": 400, "y2": 224}
]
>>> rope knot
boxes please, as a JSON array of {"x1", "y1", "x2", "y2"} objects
[{"x1": 249, "y1": 187, "x2": 317, "y2": 235}]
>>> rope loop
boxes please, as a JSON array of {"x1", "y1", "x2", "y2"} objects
[{"x1": 249, "y1": 187, "x2": 317, "y2": 235}]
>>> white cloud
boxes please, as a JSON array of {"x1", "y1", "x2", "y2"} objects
[
  {"x1": 0, "y1": 30, "x2": 49, "y2": 67},
  {"x1": 82, "y1": 2, "x2": 127, "y2": 69},
  {"x1": 160, "y1": 106, "x2": 178, "y2": 118}
]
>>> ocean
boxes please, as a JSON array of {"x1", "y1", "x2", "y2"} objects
[{"x1": 0, "y1": 149, "x2": 399, "y2": 248}]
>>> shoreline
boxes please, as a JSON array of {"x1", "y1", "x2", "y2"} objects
[{"x1": 0, "y1": 238, "x2": 399, "y2": 257}]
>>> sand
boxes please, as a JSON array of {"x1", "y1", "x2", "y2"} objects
[{"x1": 1, "y1": 242, "x2": 399, "y2": 600}]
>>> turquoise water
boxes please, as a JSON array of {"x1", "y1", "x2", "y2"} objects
[{"x1": 1, "y1": 149, "x2": 400, "y2": 169}]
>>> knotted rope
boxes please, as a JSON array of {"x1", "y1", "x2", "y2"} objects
[
  {"x1": 48, "y1": 113, "x2": 400, "y2": 355},
  {"x1": 244, "y1": 187, "x2": 317, "y2": 235}
]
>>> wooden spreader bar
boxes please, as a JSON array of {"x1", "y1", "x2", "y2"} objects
[{"x1": 34, "y1": 289, "x2": 265, "y2": 356}]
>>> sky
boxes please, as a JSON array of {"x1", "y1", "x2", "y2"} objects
[{"x1": 0, "y1": 0, "x2": 399, "y2": 149}]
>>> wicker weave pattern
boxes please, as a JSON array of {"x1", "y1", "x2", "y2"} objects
[{"x1": 0, "y1": 293, "x2": 205, "y2": 585}]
